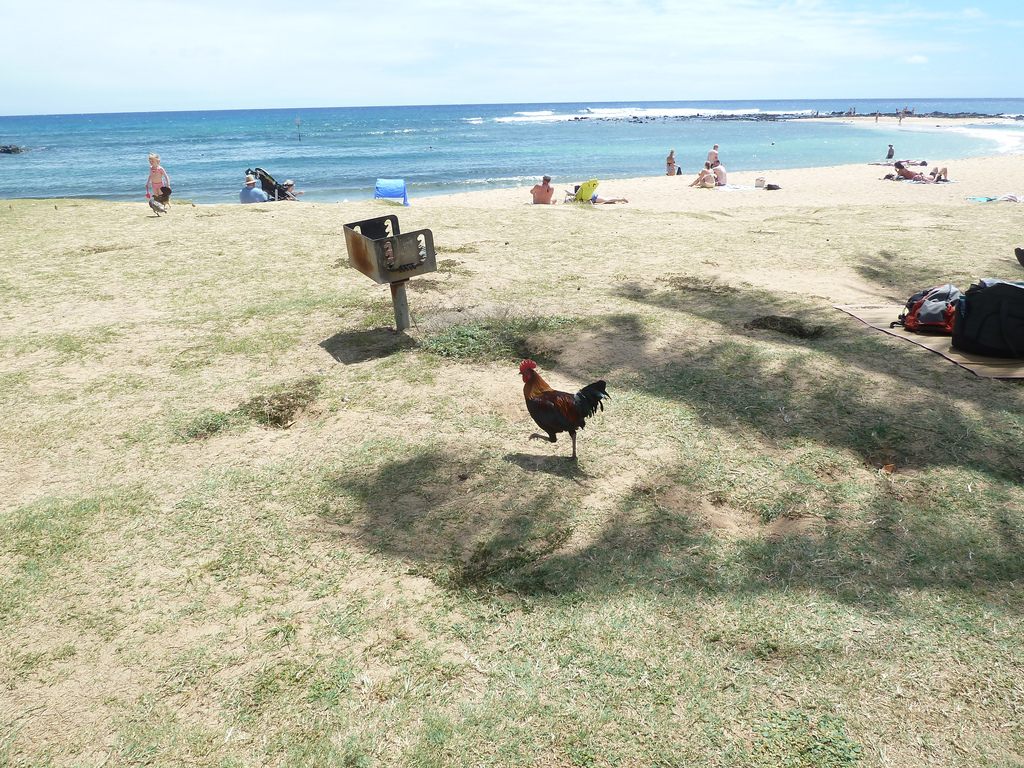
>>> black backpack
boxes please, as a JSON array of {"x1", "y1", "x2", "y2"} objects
[{"x1": 951, "y1": 279, "x2": 1024, "y2": 357}]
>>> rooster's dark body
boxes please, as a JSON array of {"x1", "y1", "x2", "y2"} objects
[{"x1": 519, "y1": 359, "x2": 609, "y2": 459}]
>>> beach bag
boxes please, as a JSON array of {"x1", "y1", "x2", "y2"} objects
[
  {"x1": 951, "y1": 279, "x2": 1024, "y2": 357},
  {"x1": 890, "y1": 284, "x2": 961, "y2": 334}
]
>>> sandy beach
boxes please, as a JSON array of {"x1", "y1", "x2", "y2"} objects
[
  {"x1": 422, "y1": 153, "x2": 1024, "y2": 212},
  {"x1": 2, "y1": 154, "x2": 1024, "y2": 766}
]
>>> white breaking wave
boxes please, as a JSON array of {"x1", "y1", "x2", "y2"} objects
[
  {"x1": 850, "y1": 118, "x2": 1024, "y2": 155},
  {"x1": 432, "y1": 175, "x2": 539, "y2": 187},
  {"x1": 938, "y1": 124, "x2": 1024, "y2": 154}
]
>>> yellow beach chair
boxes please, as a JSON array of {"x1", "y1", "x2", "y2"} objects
[{"x1": 565, "y1": 179, "x2": 599, "y2": 203}]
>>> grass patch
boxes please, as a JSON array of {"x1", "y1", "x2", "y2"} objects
[
  {"x1": 237, "y1": 376, "x2": 321, "y2": 428},
  {"x1": 751, "y1": 710, "x2": 863, "y2": 767},
  {"x1": 744, "y1": 315, "x2": 826, "y2": 339},
  {"x1": 1, "y1": 325, "x2": 122, "y2": 359},
  {"x1": 661, "y1": 274, "x2": 739, "y2": 295},
  {"x1": 421, "y1": 312, "x2": 578, "y2": 361},
  {"x1": 176, "y1": 409, "x2": 240, "y2": 440},
  {"x1": 4, "y1": 198, "x2": 1024, "y2": 767},
  {"x1": 176, "y1": 377, "x2": 322, "y2": 439},
  {"x1": 435, "y1": 244, "x2": 479, "y2": 255},
  {"x1": 0, "y1": 491, "x2": 147, "y2": 620}
]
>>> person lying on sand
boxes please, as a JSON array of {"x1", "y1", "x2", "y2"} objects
[
  {"x1": 885, "y1": 161, "x2": 950, "y2": 183},
  {"x1": 590, "y1": 194, "x2": 628, "y2": 204}
]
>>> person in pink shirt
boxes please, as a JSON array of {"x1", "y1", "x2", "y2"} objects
[{"x1": 145, "y1": 153, "x2": 171, "y2": 203}]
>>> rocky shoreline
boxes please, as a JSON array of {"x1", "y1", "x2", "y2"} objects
[{"x1": 569, "y1": 111, "x2": 1017, "y2": 124}]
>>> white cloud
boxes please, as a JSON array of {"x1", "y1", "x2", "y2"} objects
[{"x1": 906, "y1": 55, "x2": 930, "y2": 65}]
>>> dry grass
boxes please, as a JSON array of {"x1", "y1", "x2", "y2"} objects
[{"x1": 1, "y1": 188, "x2": 1023, "y2": 767}]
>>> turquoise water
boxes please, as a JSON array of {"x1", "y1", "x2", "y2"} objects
[{"x1": 2, "y1": 98, "x2": 1023, "y2": 203}]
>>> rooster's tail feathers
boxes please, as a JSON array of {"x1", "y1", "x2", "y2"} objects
[{"x1": 574, "y1": 380, "x2": 609, "y2": 418}]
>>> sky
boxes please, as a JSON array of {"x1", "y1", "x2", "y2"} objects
[{"x1": 1, "y1": 0, "x2": 1021, "y2": 115}]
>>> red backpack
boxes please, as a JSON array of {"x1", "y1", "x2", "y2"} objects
[{"x1": 890, "y1": 284, "x2": 962, "y2": 334}]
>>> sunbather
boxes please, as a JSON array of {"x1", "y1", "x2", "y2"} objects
[
  {"x1": 690, "y1": 162, "x2": 716, "y2": 188},
  {"x1": 531, "y1": 176, "x2": 556, "y2": 204},
  {"x1": 711, "y1": 161, "x2": 727, "y2": 186},
  {"x1": 892, "y1": 161, "x2": 950, "y2": 183}
]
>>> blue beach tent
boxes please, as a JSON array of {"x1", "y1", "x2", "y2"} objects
[{"x1": 374, "y1": 178, "x2": 409, "y2": 206}]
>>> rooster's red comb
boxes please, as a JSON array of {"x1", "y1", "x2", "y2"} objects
[{"x1": 519, "y1": 359, "x2": 538, "y2": 374}]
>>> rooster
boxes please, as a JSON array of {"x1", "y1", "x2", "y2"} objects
[{"x1": 519, "y1": 359, "x2": 609, "y2": 460}]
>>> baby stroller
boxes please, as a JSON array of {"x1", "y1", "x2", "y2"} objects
[{"x1": 246, "y1": 167, "x2": 291, "y2": 201}]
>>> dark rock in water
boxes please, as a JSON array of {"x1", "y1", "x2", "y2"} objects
[
  {"x1": 0, "y1": 144, "x2": 25, "y2": 154},
  {"x1": 744, "y1": 315, "x2": 826, "y2": 339}
]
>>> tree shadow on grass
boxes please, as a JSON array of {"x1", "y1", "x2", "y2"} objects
[
  {"x1": 611, "y1": 277, "x2": 1024, "y2": 482},
  {"x1": 322, "y1": 448, "x2": 577, "y2": 581},
  {"x1": 315, "y1": 302, "x2": 1024, "y2": 611},
  {"x1": 319, "y1": 328, "x2": 416, "y2": 364},
  {"x1": 317, "y1": 444, "x2": 1023, "y2": 612}
]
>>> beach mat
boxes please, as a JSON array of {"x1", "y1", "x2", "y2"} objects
[{"x1": 834, "y1": 305, "x2": 1024, "y2": 379}]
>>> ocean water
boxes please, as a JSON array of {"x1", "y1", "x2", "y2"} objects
[{"x1": 2, "y1": 98, "x2": 1023, "y2": 203}]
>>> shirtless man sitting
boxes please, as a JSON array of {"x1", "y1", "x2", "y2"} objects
[
  {"x1": 531, "y1": 176, "x2": 556, "y2": 204},
  {"x1": 711, "y1": 160, "x2": 727, "y2": 186}
]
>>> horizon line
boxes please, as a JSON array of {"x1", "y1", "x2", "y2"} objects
[{"x1": 2, "y1": 96, "x2": 1021, "y2": 120}]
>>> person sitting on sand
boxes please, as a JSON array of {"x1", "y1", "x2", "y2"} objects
[
  {"x1": 711, "y1": 161, "x2": 727, "y2": 187},
  {"x1": 690, "y1": 162, "x2": 716, "y2": 188},
  {"x1": 281, "y1": 180, "x2": 303, "y2": 200},
  {"x1": 240, "y1": 173, "x2": 269, "y2": 203},
  {"x1": 531, "y1": 176, "x2": 556, "y2": 204},
  {"x1": 666, "y1": 150, "x2": 676, "y2": 177}
]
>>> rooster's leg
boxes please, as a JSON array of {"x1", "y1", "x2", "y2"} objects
[
  {"x1": 529, "y1": 432, "x2": 557, "y2": 443},
  {"x1": 570, "y1": 430, "x2": 577, "y2": 460}
]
